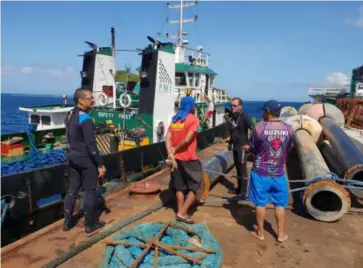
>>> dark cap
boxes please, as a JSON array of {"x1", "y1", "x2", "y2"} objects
[{"x1": 263, "y1": 100, "x2": 281, "y2": 115}]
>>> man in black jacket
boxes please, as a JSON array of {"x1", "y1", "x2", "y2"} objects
[
  {"x1": 63, "y1": 88, "x2": 107, "y2": 233},
  {"x1": 228, "y1": 97, "x2": 253, "y2": 195}
]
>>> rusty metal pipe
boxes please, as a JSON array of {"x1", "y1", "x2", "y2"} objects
[
  {"x1": 285, "y1": 115, "x2": 351, "y2": 222},
  {"x1": 301, "y1": 103, "x2": 363, "y2": 200},
  {"x1": 319, "y1": 117, "x2": 363, "y2": 200}
]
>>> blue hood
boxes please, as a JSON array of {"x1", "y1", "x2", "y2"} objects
[{"x1": 172, "y1": 96, "x2": 196, "y2": 123}]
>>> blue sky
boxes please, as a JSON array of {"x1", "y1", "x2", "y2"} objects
[{"x1": 1, "y1": 1, "x2": 363, "y2": 101}]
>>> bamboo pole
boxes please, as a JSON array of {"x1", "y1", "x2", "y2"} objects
[{"x1": 129, "y1": 222, "x2": 170, "y2": 268}]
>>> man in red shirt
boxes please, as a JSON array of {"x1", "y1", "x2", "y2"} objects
[{"x1": 166, "y1": 95, "x2": 202, "y2": 224}]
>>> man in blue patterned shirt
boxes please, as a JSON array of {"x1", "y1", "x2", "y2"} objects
[{"x1": 242, "y1": 100, "x2": 294, "y2": 243}]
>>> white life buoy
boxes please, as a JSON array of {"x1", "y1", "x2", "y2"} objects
[
  {"x1": 97, "y1": 93, "x2": 108, "y2": 106},
  {"x1": 156, "y1": 121, "x2": 165, "y2": 136},
  {"x1": 119, "y1": 92, "x2": 132, "y2": 108}
]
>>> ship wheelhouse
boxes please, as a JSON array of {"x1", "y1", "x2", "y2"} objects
[{"x1": 19, "y1": 104, "x2": 74, "y2": 131}]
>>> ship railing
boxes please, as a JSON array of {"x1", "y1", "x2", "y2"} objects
[
  {"x1": 308, "y1": 85, "x2": 344, "y2": 97},
  {"x1": 175, "y1": 45, "x2": 210, "y2": 67},
  {"x1": 175, "y1": 88, "x2": 228, "y2": 104}
]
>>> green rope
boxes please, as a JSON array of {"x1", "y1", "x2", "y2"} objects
[{"x1": 42, "y1": 202, "x2": 165, "y2": 268}]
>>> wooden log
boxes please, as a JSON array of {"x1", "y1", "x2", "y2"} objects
[
  {"x1": 150, "y1": 240, "x2": 203, "y2": 265},
  {"x1": 105, "y1": 240, "x2": 216, "y2": 253},
  {"x1": 129, "y1": 222, "x2": 170, "y2": 268},
  {"x1": 153, "y1": 246, "x2": 159, "y2": 268}
]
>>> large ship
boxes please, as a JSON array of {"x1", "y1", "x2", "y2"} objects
[
  {"x1": 0, "y1": 1, "x2": 238, "y2": 243},
  {"x1": 307, "y1": 65, "x2": 363, "y2": 131},
  {"x1": 1, "y1": 1, "x2": 230, "y2": 176}
]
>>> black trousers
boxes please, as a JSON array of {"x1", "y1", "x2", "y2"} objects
[
  {"x1": 233, "y1": 149, "x2": 248, "y2": 194},
  {"x1": 63, "y1": 163, "x2": 97, "y2": 226}
]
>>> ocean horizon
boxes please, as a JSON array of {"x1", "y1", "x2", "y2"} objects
[{"x1": 1, "y1": 93, "x2": 304, "y2": 134}]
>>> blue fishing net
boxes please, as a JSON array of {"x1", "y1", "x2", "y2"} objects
[{"x1": 100, "y1": 221, "x2": 222, "y2": 268}]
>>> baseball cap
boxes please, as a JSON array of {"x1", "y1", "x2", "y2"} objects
[{"x1": 263, "y1": 100, "x2": 282, "y2": 115}]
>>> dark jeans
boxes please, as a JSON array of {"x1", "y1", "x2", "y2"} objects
[
  {"x1": 63, "y1": 163, "x2": 97, "y2": 226},
  {"x1": 233, "y1": 149, "x2": 248, "y2": 195}
]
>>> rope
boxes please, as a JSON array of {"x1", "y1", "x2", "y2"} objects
[
  {"x1": 42, "y1": 202, "x2": 165, "y2": 268},
  {"x1": 204, "y1": 169, "x2": 363, "y2": 186},
  {"x1": 102, "y1": 221, "x2": 222, "y2": 268},
  {"x1": 201, "y1": 170, "x2": 363, "y2": 204},
  {"x1": 1, "y1": 199, "x2": 9, "y2": 228},
  {"x1": 1, "y1": 124, "x2": 66, "y2": 176}
]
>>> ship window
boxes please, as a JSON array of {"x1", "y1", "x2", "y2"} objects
[
  {"x1": 188, "y1": 72, "x2": 194, "y2": 87},
  {"x1": 195, "y1": 73, "x2": 200, "y2": 87},
  {"x1": 41, "y1": 116, "x2": 51, "y2": 125},
  {"x1": 175, "y1": 72, "x2": 187, "y2": 86},
  {"x1": 30, "y1": 115, "x2": 40, "y2": 124}
]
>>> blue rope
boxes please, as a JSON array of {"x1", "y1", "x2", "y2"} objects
[
  {"x1": 1, "y1": 124, "x2": 66, "y2": 176},
  {"x1": 1, "y1": 149, "x2": 66, "y2": 176},
  {"x1": 26, "y1": 124, "x2": 39, "y2": 158},
  {"x1": 1, "y1": 201, "x2": 9, "y2": 228},
  {"x1": 102, "y1": 221, "x2": 223, "y2": 268}
]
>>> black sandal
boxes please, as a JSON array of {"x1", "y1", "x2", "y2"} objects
[{"x1": 176, "y1": 215, "x2": 195, "y2": 224}]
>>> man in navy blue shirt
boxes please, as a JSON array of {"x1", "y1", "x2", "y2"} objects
[{"x1": 63, "y1": 88, "x2": 107, "y2": 233}]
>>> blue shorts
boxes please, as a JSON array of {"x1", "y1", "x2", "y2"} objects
[{"x1": 249, "y1": 170, "x2": 289, "y2": 208}]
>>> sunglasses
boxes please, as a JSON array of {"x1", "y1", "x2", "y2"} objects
[
  {"x1": 231, "y1": 104, "x2": 239, "y2": 107},
  {"x1": 81, "y1": 97, "x2": 94, "y2": 100}
]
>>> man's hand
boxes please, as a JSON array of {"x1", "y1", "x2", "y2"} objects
[
  {"x1": 98, "y1": 165, "x2": 107, "y2": 179},
  {"x1": 241, "y1": 144, "x2": 250, "y2": 152},
  {"x1": 166, "y1": 153, "x2": 178, "y2": 172}
]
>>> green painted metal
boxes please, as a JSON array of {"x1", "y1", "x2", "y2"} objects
[
  {"x1": 350, "y1": 65, "x2": 363, "y2": 96},
  {"x1": 20, "y1": 104, "x2": 74, "y2": 111},
  {"x1": 159, "y1": 43, "x2": 175, "y2": 54},
  {"x1": 90, "y1": 109, "x2": 154, "y2": 142},
  {"x1": 97, "y1": 47, "x2": 113, "y2": 56},
  {"x1": 140, "y1": 43, "x2": 175, "y2": 56},
  {"x1": 136, "y1": 62, "x2": 217, "y2": 76},
  {"x1": 1, "y1": 128, "x2": 66, "y2": 150},
  {"x1": 175, "y1": 63, "x2": 217, "y2": 75}
]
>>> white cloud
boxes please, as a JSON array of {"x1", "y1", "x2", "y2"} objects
[
  {"x1": 324, "y1": 72, "x2": 350, "y2": 87},
  {"x1": 2, "y1": 65, "x2": 76, "y2": 78},
  {"x1": 346, "y1": 6, "x2": 363, "y2": 28},
  {"x1": 20, "y1": 66, "x2": 33, "y2": 74}
]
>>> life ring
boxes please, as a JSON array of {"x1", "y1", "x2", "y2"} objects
[
  {"x1": 156, "y1": 121, "x2": 165, "y2": 136},
  {"x1": 97, "y1": 93, "x2": 108, "y2": 106},
  {"x1": 119, "y1": 92, "x2": 132, "y2": 108}
]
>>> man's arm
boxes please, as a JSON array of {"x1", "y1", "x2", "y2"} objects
[
  {"x1": 174, "y1": 117, "x2": 199, "y2": 153},
  {"x1": 245, "y1": 115, "x2": 254, "y2": 130},
  {"x1": 247, "y1": 126, "x2": 260, "y2": 154},
  {"x1": 165, "y1": 130, "x2": 174, "y2": 157},
  {"x1": 80, "y1": 115, "x2": 103, "y2": 168}
]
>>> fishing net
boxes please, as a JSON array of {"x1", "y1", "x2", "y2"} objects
[{"x1": 100, "y1": 221, "x2": 222, "y2": 268}]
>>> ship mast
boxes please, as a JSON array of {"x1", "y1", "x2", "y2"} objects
[{"x1": 166, "y1": 0, "x2": 198, "y2": 63}]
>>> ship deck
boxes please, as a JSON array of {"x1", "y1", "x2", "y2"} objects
[
  {"x1": 344, "y1": 127, "x2": 363, "y2": 144},
  {"x1": 2, "y1": 144, "x2": 363, "y2": 268}
]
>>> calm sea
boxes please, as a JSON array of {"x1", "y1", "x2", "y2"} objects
[{"x1": 1, "y1": 93, "x2": 304, "y2": 134}]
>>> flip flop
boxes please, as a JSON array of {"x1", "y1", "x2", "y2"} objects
[
  {"x1": 176, "y1": 215, "x2": 195, "y2": 224},
  {"x1": 249, "y1": 231, "x2": 264, "y2": 241},
  {"x1": 277, "y1": 234, "x2": 288, "y2": 243},
  {"x1": 249, "y1": 225, "x2": 264, "y2": 241}
]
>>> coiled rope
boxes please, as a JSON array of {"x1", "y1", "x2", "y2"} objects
[
  {"x1": 1, "y1": 124, "x2": 66, "y2": 176},
  {"x1": 101, "y1": 221, "x2": 222, "y2": 268}
]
